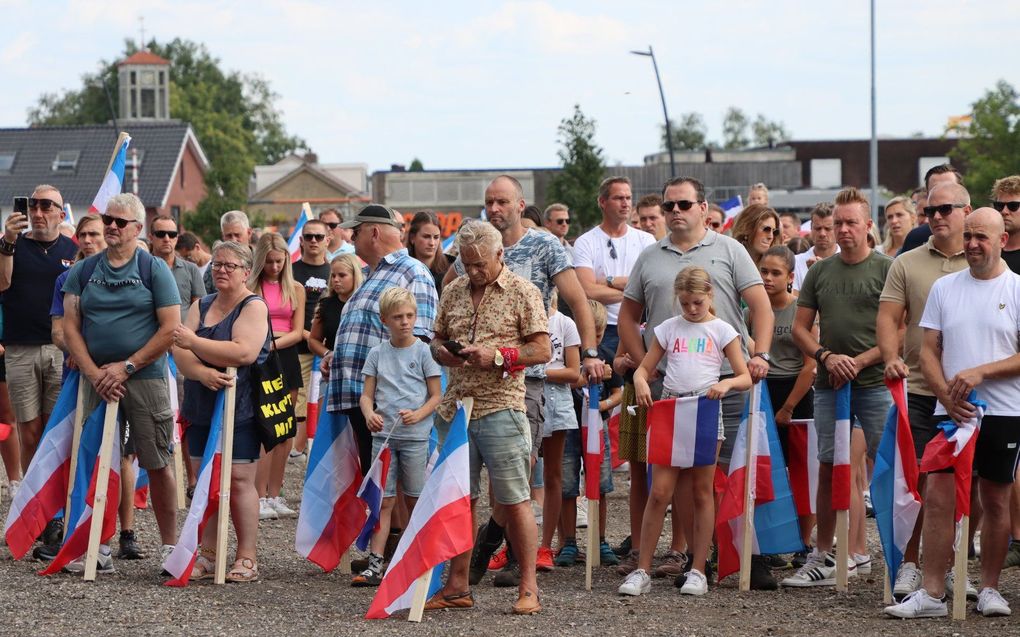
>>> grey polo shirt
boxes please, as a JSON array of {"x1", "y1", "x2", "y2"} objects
[
  {"x1": 623, "y1": 230, "x2": 763, "y2": 374},
  {"x1": 169, "y1": 256, "x2": 206, "y2": 322}
]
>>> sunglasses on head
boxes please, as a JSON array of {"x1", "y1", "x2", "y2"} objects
[
  {"x1": 922, "y1": 203, "x2": 966, "y2": 218},
  {"x1": 28, "y1": 197, "x2": 63, "y2": 212},
  {"x1": 152, "y1": 230, "x2": 178, "y2": 239},
  {"x1": 302, "y1": 233, "x2": 326, "y2": 242},
  {"x1": 661, "y1": 199, "x2": 701, "y2": 212},
  {"x1": 993, "y1": 201, "x2": 1020, "y2": 213},
  {"x1": 101, "y1": 214, "x2": 135, "y2": 229}
]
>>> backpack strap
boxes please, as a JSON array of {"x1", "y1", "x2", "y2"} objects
[
  {"x1": 76, "y1": 249, "x2": 154, "y2": 292},
  {"x1": 76, "y1": 253, "x2": 103, "y2": 292}
]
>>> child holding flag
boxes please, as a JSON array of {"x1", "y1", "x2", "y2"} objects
[
  {"x1": 619, "y1": 267, "x2": 751, "y2": 597},
  {"x1": 352, "y1": 287, "x2": 442, "y2": 586}
]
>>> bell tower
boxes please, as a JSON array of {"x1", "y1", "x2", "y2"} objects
[{"x1": 117, "y1": 50, "x2": 171, "y2": 122}]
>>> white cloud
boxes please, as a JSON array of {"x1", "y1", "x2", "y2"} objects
[{"x1": 0, "y1": 32, "x2": 34, "y2": 63}]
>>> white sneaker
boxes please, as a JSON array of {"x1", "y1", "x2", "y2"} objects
[
  {"x1": 7, "y1": 480, "x2": 20, "y2": 501},
  {"x1": 680, "y1": 568, "x2": 708, "y2": 595},
  {"x1": 287, "y1": 450, "x2": 306, "y2": 464},
  {"x1": 945, "y1": 569, "x2": 977, "y2": 601},
  {"x1": 270, "y1": 496, "x2": 297, "y2": 518},
  {"x1": 65, "y1": 544, "x2": 115, "y2": 574},
  {"x1": 160, "y1": 544, "x2": 175, "y2": 562},
  {"x1": 977, "y1": 587, "x2": 1011, "y2": 617},
  {"x1": 893, "y1": 562, "x2": 922, "y2": 599},
  {"x1": 853, "y1": 553, "x2": 871, "y2": 575},
  {"x1": 614, "y1": 461, "x2": 630, "y2": 474},
  {"x1": 780, "y1": 550, "x2": 855, "y2": 587},
  {"x1": 618, "y1": 568, "x2": 651, "y2": 596},
  {"x1": 884, "y1": 588, "x2": 947, "y2": 618},
  {"x1": 576, "y1": 496, "x2": 588, "y2": 529},
  {"x1": 531, "y1": 500, "x2": 543, "y2": 527},
  {"x1": 259, "y1": 497, "x2": 278, "y2": 520}
]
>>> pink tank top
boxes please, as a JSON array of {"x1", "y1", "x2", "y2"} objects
[{"x1": 261, "y1": 279, "x2": 293, "y2": 334}]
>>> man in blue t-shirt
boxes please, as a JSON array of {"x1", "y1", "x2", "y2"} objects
[{"x1": 62, "y1": 193, "x2": 182, "y2": 572}]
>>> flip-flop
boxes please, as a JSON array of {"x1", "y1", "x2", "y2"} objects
[
  {"x1": 512, "y1": 590, "x2": 542, "y2": 615},
  {"x1": 423, "y1": 590, "x2": 474, "y2": 610}
]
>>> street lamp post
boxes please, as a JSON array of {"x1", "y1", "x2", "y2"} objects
[{"x1": 631, "y1": 46, "x2": 676, "y2": 178}]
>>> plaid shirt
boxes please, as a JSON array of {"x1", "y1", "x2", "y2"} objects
[{"x1": 326, "y1": 248, "x2": 438, "y2": 412}]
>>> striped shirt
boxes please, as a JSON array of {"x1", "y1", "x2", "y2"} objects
[{"x1": 326, "y1": 248, "x2": 438, "y2": 412}]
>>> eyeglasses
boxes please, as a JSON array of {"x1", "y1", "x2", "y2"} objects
[
  {"x1": 152, "y1": 230, "x2": 178, "y2": 239},
  {"x1": 324, "y1": 222, "x2": 340, "y2": 229},
  {"x1": 661, "y1": 199, "x2": 701, "y2": 212},
  {"x1": 302, "y1": 233, "x2": 326, "y2": 242},
  {"x1": 553, "y1": 218, "x2": 570, "y2": 225},
  {"x1": 607, "y1": 239, "x2": 617, "y2": 260},
  {"x1": 211, "y1": 261, "x2": 243, "y2": 272},
  {"x1": 922, "y1": 203, "x2": 967, "y2": 218},
  {"x1": 28, "y1": 197, "x2": 63, "y2": 212},
  {"x1": 993, "y1": 201, "x2": 1020, "y2": 213},
  {"x1": 101, "y1": 214, "x2": 135, "y2": 229}
]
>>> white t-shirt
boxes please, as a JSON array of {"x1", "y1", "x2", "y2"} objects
[
  {"x1": 792, "y1": 245, "x2": 841, "y2": 292},
  {"x1": 573, "y1": 225, "x2": 655, "y2": 325},
  {"x1": 546, "y1": 311, "x2": 581, "y2": 372},
  {"x1": 653, "y1": 315, "x2": 739, "y2": 395},
  {"x1": 919, "y1": 268, "x2": 1020, "y2": 416}
]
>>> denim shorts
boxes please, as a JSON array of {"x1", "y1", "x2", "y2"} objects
[
  {"x1": 543, "y1": 382, "x2": 578, "y2": 437},
  {"x1": 717, "y1": 387, "x2": 748, "y2": 465},
  {"x1": 814, "y1": 385, "x2": 891, "y2": 463},
  {"x1": 661, "y1": 387, "x2": 725, "y2": 440},
  {"x1": 561, "y1": 420, "x2": 614, "y2": 498},
  {"x1": 437, "y1": 408, "x2": 531, "y2": 506},
  {"x1": 371, "y1": 436, "x2": 429, "y2": 498}
]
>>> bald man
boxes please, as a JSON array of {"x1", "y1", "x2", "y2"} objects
[{"x1": 887, "y1": 207, "x2": 1020, "y2": 618}]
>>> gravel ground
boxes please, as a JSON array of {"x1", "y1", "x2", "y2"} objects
[{"x1": 1, "y1": 463, "x2": 1017, "y2": 637}]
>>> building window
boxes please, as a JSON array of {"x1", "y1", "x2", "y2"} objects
[
  {"x1": 131, "y1": 90, "x2": 138, "y2": 118},
  {"x1": 810, "y1": 159, "x2": 842, "y2": 189},
  {"x1": 140, "y1": 89, "x2": 156, "y2": 118},
  {"x1": 52, "y1": 150, "x2": 80, "y2": 172},
  {"x1": 125, "y1": 149, "x2": 145, "y2": 170},
  {"x1": 171, "y1": 206, "x2": 181, "y2": 222},
  {"x1": 0, "y1": 151, "x2": 15, "y2": 174}
]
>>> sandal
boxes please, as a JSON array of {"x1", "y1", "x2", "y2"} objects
[
  {"x1": 512, "y1": 590, "x2": 542, "y2": 615},
  {"x1": 226, "y1": 557, "x2": 259, "y2": 583},
  {"x1": 423, "y1": 589, "x2": 474, "y2": 610},
  {"x1": 189, "y1": 549, "x2": 216, "y2": 581}
]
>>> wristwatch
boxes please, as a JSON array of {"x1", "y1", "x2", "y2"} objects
[
  {"x1": 125, "y1": 360, "x2": 137, "y2": 375},
  {"x1": 606, "y1": 275, "x2": 615, "y2": 289},
  {"x1": 752, "y1": 352, "x2": 771, "y2": 363},
  {"x1": 582, "y1": 348, "x2": 600, "y2": 360},
  {"x1": 493, "y1": 349, "x2": 505, "y2": 368}
]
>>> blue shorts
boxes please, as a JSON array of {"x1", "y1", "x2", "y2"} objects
[
  {"x1": 371, "y1": 436, "x2": 429, "y2": 498},
  {"x1": 187, "y1": 418, "x2": 261, "y2": 463},
  {"x1": 561, "y1": 420, "x2": 614, "y2": 498},
  {"x1": 814, "y1": 385, "x2": 890, "y2": 463}
]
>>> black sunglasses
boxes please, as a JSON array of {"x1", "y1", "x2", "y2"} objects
[
  {"x1": 324, "y1": 222, "x2": 340, "y2": 229},
  {"x1": 661, "y1": 199, "x2": 701, "y2": 212},
  {"x1": 607, "y1": 239, "x2": 617, "y2": 260},
  {"x1": 709, "y1": 221, "x2": 723, "y2": 229},
  {"x1": 303, "y1": 233, "x2": 326, "y2": 242},
  {"x1": 152, "y1": 230, "x2": 178, "y2": 239},
  {"x1": 28, "y1": 197, "x2": 63, "y2": 212},
  {"x1": 553, "y1": 218, "x2": 570, "y2": 225},
  {"x1": 993, "y1": 201, "x2": 1020, "y2": 213},
  {"x1": 101, "y1": 214, "x2": 135, "y2": 229},
  {"x1": 922, "y1": 203, "x2": 967, "y2": 218}
]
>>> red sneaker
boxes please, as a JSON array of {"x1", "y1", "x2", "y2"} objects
[
  {"x1": 537, "y1": 546, "x2": 555, "y2": 572},
  {"x1": 488, "y1": 546, "x2": 508, "y2": 571}
]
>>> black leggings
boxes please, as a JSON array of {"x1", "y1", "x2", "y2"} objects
[{"x1": 342, "y1": 407, "x2": 373, "y2": 477}]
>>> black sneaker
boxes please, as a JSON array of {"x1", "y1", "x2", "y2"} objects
[
  {"x1": 766, "y1": 554, "x2": 789, "y2": 569},
  {"x1": 469, "y1": 523, "x2": 502, "y2": 585},
  {"x1": 40, "y1": 519, "x2": 64, "y2": 546},
  {"x1": 613, "y1": 535, "x2": 632, "y2": 558},
  {"x1": 750, "y1": 555, "x2": 778, "y2": 590},
  {"x1": 792, "y1": 550, "x2": 810, "y2": 569},
  {"x1": 493, "y1": 558, "x2": 521, "y2": 588},
  {"x1": 117, "y1": 530, "x2": 145, "y2": 560},
  {"x1": 676, "y1": 552, "x2": 715, "y2": 588},
  {"x1": 33, "y1": 543, "x2": 60, "y2": 561},
  {"x1": 351, "y1": 557, "x2": 370, "y2": 573}
]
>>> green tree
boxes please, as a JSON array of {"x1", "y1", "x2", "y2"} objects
[
  {"x1": 721, "y1": 107, "x2": 750, "y2": 149},
  {"x1": 661, "y1": 112, "x2": 708, "y2": 151},
  {"x1": 547, "y1": 105, "x2": 606, "y2": 232},
  {"x1": 28, "y1": 38, "x2": 306, "y2": 244},
  {"x1": 751, "y1": 114, "x2": 790, "y2": 147},
  {"x1": 409, "y1": 157, "x2": 425, "y2": 172},
  {"x1": 950, "y1": 80, "x2": 1020, "y2": 205}
]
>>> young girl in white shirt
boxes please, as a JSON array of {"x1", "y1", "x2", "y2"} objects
[{"x1": 619, "y1": 266, "x2": 751, "y2": 597}]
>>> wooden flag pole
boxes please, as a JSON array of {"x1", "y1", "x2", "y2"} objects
[
  {"x1": 883, "y1": 568, "x2": 893, "y2": 604},
  {"x1": 407, "y1": 397, "x2": 474, "y2": 622},
  {"x1": 83, "y1": 400, "x2": 119, "y2": 581},
  {"x1": 64, "y1": 381, "x2": 88, "y2": 541},
  {"x1": 104, "y1": 131, "x2": 131, "y2": 174},
  {"x1": 738, "y1": 384, "x2": 760, "y2": 591},
  {"x1": 835, "y1": 510, "x2": 849, "y2": 592},
  {"x1": 173, "y1": 441, "x2": 186, "y2": 510},
  {"x1": 338, "y1": 548, "x2": 352, "y2": 574},
  {"x1": 952, "y1": 515, "x2": 970, "y2": 621},
  {"x1": 214, "y1": 368, "x2": 237, "y2": 585}
]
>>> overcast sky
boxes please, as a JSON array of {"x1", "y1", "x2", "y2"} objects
[{"x1": 2, "y1": 0, "x2": 1017, "y2": 173}]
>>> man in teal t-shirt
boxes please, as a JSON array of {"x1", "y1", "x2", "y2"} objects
[{"x1": 61, "y1": 193, "x2": 182, "y2": 571}]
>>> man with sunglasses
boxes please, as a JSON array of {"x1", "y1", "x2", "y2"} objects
[
  {"x1": 319, "y1": 209, "x2": 355, "y2": 260},
  {"x1": 542, "y1": 203, "x2": 573, "y2": 257},
  {"x1": 291, "y1": 218, "x2": 331, "y2": 459},
  {"x1": 705, "y1": 204, "x2": 726, "y2": 232},
  {"x1": 0, "y1": 185, "x2": 77, "y2": 483},
  {"x1": 574, "y1": 177, "x2": 655, "y2": 361},
  {"x1": 898, "y1": 164, "x2": 966, "y2": 256},
  {"x1": 150, "y1": 216, "x2": 204, "y2": 323}
]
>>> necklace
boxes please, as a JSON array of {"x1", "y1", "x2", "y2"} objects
[{"x1": 30, "y1": 235, "x2": 60, "y2": 254}]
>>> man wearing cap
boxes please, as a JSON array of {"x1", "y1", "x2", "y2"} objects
[{"x1": 323, "y1": 204, "x2": 438, "y2": 473}]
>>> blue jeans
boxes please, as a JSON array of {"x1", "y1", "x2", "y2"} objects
[
  {"x1": 561, "y1": 421, "x2": 614, "y2": 498},
  {"x1": 814, "y1": 385, "x2": 890, "y2": 463}
]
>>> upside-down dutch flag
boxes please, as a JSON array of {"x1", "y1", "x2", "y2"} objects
[
  {"x1": 88, "y1": 136, "x2": 130, "y2": 214},
  {"x1": 871, "y1": 378, "x2": 922, "y2": 583},
  {"x1": 832, "y1": 383, "x2": 852, "y2": 510},
  {"x1": 133, "y1": 459, "x2": 150, "y2": 510},
  {"x1": 581, "y1": 384, "x2": 604, "y2": 497},
  {"x1": 785, "y1": 419, "x2": 819, "y2": 516},
  {"x1": 366, "y1": 403, "x2": 473, "y2": 619},
  {"x1": 162, "y1": 390, "x2": 226, "y2": 586},
  {"x1": 40, "y1": 402, "x2": 122, "y2": 576},
  {"x1": 295, "y1": 409, "x2": 365, "y2": 572},
  {"x1": 920, "y1": 390, "x2": 986, "y2": 522},
  {"x1": 718, "y1": 195, "x2": 743, "y2": 232},
  {"x1": 645, "y1": 395, "x2": 719, "y2": 468},
  {"x1": 305, "y1": 356, "x2": 321, "y2": 439},
  {"x1": 287, "y1": 204, "x2": 313, "y2": 263},
  {"x1": 4, "y1": 372, "x2": 80, "y2": 559},
  {"x1": 355, "y1": 443, "x2": 391, "y2": 551}
]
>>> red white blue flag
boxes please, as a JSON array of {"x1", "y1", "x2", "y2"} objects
[
  {"x1": 366, "y1": 403, "x2": 473, "y2": 619},
  {"x1": 871, "y1": 378, "x2": 922, "y2": 583},
  {"x1": 785, "y1": 419, "x2": 819, "y2": 516},
  {"x1": 295, "y1": 409, "x2": 365, "y2": 571},
  {"x1": 355, "y1": 443, "x2": 391, "y2": 552},
  {"x1": 287, "y1": 204, "x2": 313, "y2": 263},
  {"x1": 832, "y1": 384, "x2": 852, "y2": 510},
  {"x1": 4, "y1": 372, "x2": 80, "y2": 558},
  {"x1": 39, "y1": 402, "x2": 122, "y2": 576},
  {"x1": 305, "y1": 356, "x2": 322, "y2": 439},
  {"x1": 920, "y1": 390, "x2": 985, "y2": 522},
  {"x1": 163, "y1": 389, "x2": 226, "y2": 586},
  {"x1": 581, "y1": 384, "x2": 603, "y2": 497},
  {"x1": 646, "y1": 395, "x2": 719, "y2": 468},
  {"x1": 88, "y1": 136, "x2": 130, "y2": 214}
]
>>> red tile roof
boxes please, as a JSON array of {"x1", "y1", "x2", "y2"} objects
[{"x1": 118, "y1": 51, "x2": 170, "y2": 66}]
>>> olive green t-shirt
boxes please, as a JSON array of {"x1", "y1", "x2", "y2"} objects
[{"x1": 797, "y1": 250, "x2": 893, "y2": 389}]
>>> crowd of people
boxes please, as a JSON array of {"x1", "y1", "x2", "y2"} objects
[{"x1": 3, "y1": 165, "x2": 1020, "y2": 620}]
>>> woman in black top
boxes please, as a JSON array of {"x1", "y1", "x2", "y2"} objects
[{"x1": 308, "y1": 253, "x2": 363, "y2": 358}]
